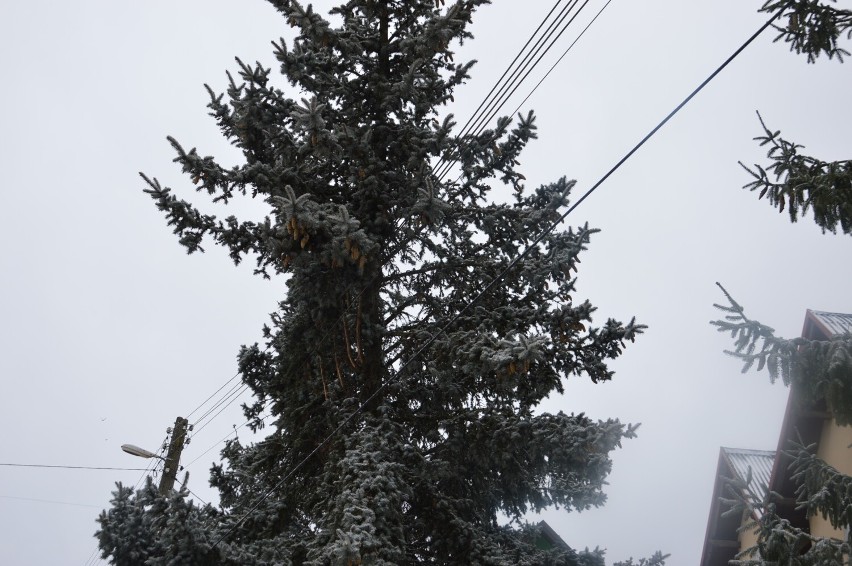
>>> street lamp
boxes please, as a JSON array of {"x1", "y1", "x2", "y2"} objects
[
  {"x1": 121, "y1": 417, "x2": 188, "y2": 494},
  {"x1": 121, "y1": 443, "x2": 162, "y2": 460}
]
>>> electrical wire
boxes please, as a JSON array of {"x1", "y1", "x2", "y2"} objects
[
  {"x1": 191, "y1": 379, "x2": 247, "y2": 430},
  {"x1": 434, "y1": 0, "x2": 593, "y2": 181},
  {"x1": 436, "y1": 0, "x2": 588, "y2": 179},
  {"x1": 132, "y1": 434, "x2": 168, "y2": 491},
  {"x1": 186, "y1": 371, "x2": 242, "y2": 420},
  {"x1": 183, "y1": 277, "x2": 372, "y2": 441},
  {"x1": 190, "y1": 384, "x2": 251, "y2": 438},
  {"x1": 508, "y1": 0, "x2": 614, "y2": 119},
  {"x1": 173, "y1": 279, "x2": 375, "y2": 489},
  {"x1": 210, "y1": 4, "x2": 790, "y2": 549},
  {"x1": 444, "y1": 0, "x2": 613, "y2": 189},
  {"x1": 83, "y1": 546, "x2": 101, "y2": 566},
  {"x1": 432, "y1": 0, "x2": 568, "y2": 177},
  {"x1": 175, "y1": 475, "x2": 210, "y2": 506},
  {"x1": 0, "y1": 463, "x2": 149, "y2": 471},
  {"x1": 0, "y1": 494, "x2": 101, "y2": 509},
  {"x1": 185, "y1": 411, "x2": 270, "y2": 469}
]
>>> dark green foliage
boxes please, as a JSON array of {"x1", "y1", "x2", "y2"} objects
[
  {"x1": 715, "y1": 4, "x2": 852, "y2": 565},
  {"x1": 712, "y1": 284, "x2": 852, "y2": 424},
  {"x1": 760, "y1": 0, "x2": 852, "y2": 62},
  {"x1": 717, "y1": 442, "x2": 852, "y2": 565},
  {"x1": 743, "y1": 2, "x2": 852, "y2": 235},
  {"x1": 611, "y1": 554, "x2": 670, "y2": 566},
  {"x1": 100, "y1": 1, "x2": 650, "y2": 563},
  {"x1": 740, "y1": 113, "x2": 852, "y2": 236},
  {"x1": 788, "y1": 442, "x2": 852, "y2": 531},
  {"x1": 712, "y1": 285, "x2": 852, "y2": 565},
  {"x1": 97, "y1": 478, "x2": 229, "y2": 566}
]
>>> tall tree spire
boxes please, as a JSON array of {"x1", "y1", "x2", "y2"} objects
[{"x1": 97, "y1": 2, "x2": 647, "y2": 563}]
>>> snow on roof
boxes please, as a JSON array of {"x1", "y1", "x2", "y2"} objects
[
  {"x1": 721, "y1": 447, "x2": 775, "y2": 501},
  {"x1": 808, "y1": 310, "x2": 852, "y2": 337}
]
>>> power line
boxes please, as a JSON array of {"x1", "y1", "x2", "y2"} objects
[
  {"x1": 133, "y1": 434, "x2": 168, "y2": 491},
  {"x1": 445, "y1": 0, "x2": 612, "y2": 188},
  {"x1": 186, "y1": 371, "x2": 242, "y2": 420},
  {"x1": 435, "y1": 0, "x2": 594, "y2": 181},
  {"x1": 191, "y1": 379, "x2": 247, "y2": 430},
  {"x1": 439, "y1": 0, "x2": 589, "y2": 178},
  {"x1": 0, "y1": 494, "x2": 101, "y2": 509},
  {"x1": 185, "y1": 411, "x2": 269, "y2": 469},
  {"x1": 182, "y1": 278, "x2": 372, "y2": 441},
  {"x1": 211, "y1": 4, "x2": 789, "y2": 549},
  {"x1": 0, "y1": 462, "x2": 149, "y2": 471},
  {"x1": 509, "y1": 0, "x2": 614, "y2": 119},
  {"x1": 433, "y1": 0, "x2": 568, "y2": 177},
  {"x1": 190, "y1": 384, "x2": 251, "y2": 438},
  {"x1": 83, "y1": 546, "x2": 101, "y2": 566},
  {"x1": 176, "y1": 476, "x2": 209, "y2": 506}
]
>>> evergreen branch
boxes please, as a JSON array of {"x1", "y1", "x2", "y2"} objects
[
  {"x1": 787, "y1": 439, "x2": 852, "y2": 530},
  {"x1": 612, "y1": 553, "x2": 669, "y2": 566},
  {"x1": 712, "y1": 284, "x2": 852, "y2": 422},
  {"x1": 740, "y1": 112, "x2": 852, "y2": 235},
  {"x1": 761, "y1": 0, "x2": 852, "y2": 62}
]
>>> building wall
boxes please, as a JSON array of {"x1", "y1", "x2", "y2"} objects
[
  {"x1": 810, "y1": 419, "x2": 852, "y2": 539},
  {"x1": 737, "y1": 511, "x2": 760, "y2": 557}
]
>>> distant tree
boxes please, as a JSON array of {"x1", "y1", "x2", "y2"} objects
[
  {"x1": 712, "y1": 283, "x2": 852, "y2": 564},
  {"x1": 739, "y1": 0, "x2": 852, "y2": 235},
  {"x1": 612, "y1": 553, "x2": 670, "y2": 566},
  {"x1": 96, "y1": 1, "x2": 654, "y2": 564}
]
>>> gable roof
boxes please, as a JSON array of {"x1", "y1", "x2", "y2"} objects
[
  {"x1": 700, "y1": 447, "x2": 776, "y2": 566},
  {"x1": 803, "y1": 309, "x2": 852, "y2": 340},
  {"x1": 722, "y1": 447, "x2": 775, "y2": 502}
]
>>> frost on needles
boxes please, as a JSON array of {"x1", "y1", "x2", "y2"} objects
[{"x1": 97, "y1": 1, "x2": 652, "y2": 564}]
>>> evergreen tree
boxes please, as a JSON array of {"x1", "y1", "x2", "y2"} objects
[
  {"x1": 97, "y1": 1, "x2": 648, "y2": 564},
  {"x1": 711, "y1": 5, "x2": 852, "y2": 562},
  {"x1": 739, "y1": 0, "x2": 852, "y2": 235},
  {"x1": 712, "y1": 287, "x2": 852, "y2": 564}
]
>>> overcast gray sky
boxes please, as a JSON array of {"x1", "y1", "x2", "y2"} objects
[{"x1": 1, "y1": 1, "x2": 850, "y2": 564}]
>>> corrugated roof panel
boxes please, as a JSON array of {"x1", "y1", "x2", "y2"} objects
[
  {"x1": 809, "y1": 310, "x2": 852, "y2": 337},
  {"x1": 722, "y1": 447, "x2": 775, "y2": 502}
]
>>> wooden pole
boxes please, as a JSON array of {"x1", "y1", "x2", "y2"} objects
[{"x1": 159, "y1": 416, "x2": 188, "y2": 495}]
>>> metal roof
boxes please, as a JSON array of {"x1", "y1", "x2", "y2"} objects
[
  {"x1": 721, "y1": 447, "x2": 775, "y2": 502},
  {"x1": 808, "y1": 310, "x2": 852, "y2": 338}
]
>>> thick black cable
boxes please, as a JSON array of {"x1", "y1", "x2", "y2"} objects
[
  {"x1": 433, "y1": 0, "x2": 569, "y2": 177},
  {"x1": 211, "y1": 5, "x2": 787, "y2": 549}
]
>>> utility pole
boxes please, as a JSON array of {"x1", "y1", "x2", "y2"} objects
[{"x1": 159, "y1": 416, "x2": 188, "y2": 495}]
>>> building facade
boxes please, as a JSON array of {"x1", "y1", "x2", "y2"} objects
[{"x1": 700, "y1": 310, "x2": 852, "y2": 565}]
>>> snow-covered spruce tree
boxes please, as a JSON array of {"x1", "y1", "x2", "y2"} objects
[
  {"x1": 739, "y1": 0, "x2": 852, "y2": 235},
  {"x1": 97, "y1": 1, "x2": 648, "y2": 564},
  {"x1": 712, "y1": 288, "x2": 852, "y2": 564}
]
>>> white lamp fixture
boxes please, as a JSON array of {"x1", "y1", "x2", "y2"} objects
[{"x1": 121, "y1": 444, "x2": 162, "y2": 460}]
